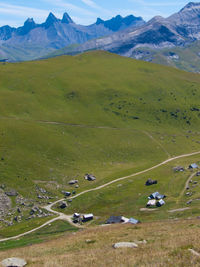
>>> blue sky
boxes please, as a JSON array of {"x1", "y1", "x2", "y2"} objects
[{"x1": 0, "y1": 0, "x2": 199, "y2": 27}]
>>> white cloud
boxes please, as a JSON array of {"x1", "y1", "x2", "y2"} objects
[
  {"x1": 81, "y1": 0, "x2": 99, "y2": 9},
  {"x1": 0, "y1": 3, "x2": 51, "y2": 20},
  {"x1": 43, "y1": 0, "x2": 97, "y2": 16},
  {"x1": 128, "y1": 0, "x2": 188, "y2": 9}
]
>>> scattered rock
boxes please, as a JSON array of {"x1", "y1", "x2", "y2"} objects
[
  {"x1": 113, "y1": 242, "x2": 138, "y2": 249},
  {"x1": 38, "y1": 187, "x2": 47, "y2": 194},
  {"x1": 1, "y1": 257, "x2": 27, "y2": 267},
  {"x1": 17, "y1": 207, "x2": 21, "y2": 213},
  {"x1": 0, "y1": 189, "x2": 12, "y2": 218},
  {"x1": 187, "y1": 200, "x2": 193, "y2": 205},
  {"x1": 14, "y1": 216, "x2": 18, "y2": 222}
]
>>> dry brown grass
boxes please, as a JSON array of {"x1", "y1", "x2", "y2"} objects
[{"x1": 1, "y1": 219, "x2": 200, "y2": 266}]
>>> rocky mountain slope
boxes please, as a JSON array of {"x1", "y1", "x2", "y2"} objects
[
  {"x1": 52, "y1": 2, "x2": 200, "y2": 72},
  {"x1": 0, "y1": 13, "x2": 144, "y2": 61},
  {"x1": 129, "y1": 40, "x2": 200, "y2": 73}
]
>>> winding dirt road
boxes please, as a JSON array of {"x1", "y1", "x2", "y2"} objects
[{"x1": 0, "y1": 150, "x2": 200, "y2": 243}]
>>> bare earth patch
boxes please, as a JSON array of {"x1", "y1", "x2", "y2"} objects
[{"x1": 168, "y1": 208, "x2": 190, "y2": 213}]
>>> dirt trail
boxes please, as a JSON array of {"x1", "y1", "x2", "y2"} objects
[
  {"x1": 0, "y1": 150, "x2": 200, "y2": 242},
  {"x1": 179, "y1": 172, "x2": 197, "y2": 198},
  {"x1": 168, "y1": 208, "x2": 190, "y2": 213},
  {"x1": 142, "y1": 130, "x2": 171, "y2": 158}
]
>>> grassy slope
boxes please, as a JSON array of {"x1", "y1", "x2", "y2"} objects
[
  {"x1": 0, "y1": 220, "x2": 78, "y2": 251},
  {"x1": 1, "y1": 219, "x2": 200, "y2": 266},
  {"x1": 64, "y1": 154, "x2": 200, "y2": 222},
  {"x1": 0, "y1": 51, "x2": 200, "y2": 215},
  {"x1": 0, "y1": 52, "x2": 200, "y2": 193}
]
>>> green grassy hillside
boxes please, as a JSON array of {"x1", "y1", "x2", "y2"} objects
[{"x1": 0, "y1": 51, "x2": 200, "y2": 226}]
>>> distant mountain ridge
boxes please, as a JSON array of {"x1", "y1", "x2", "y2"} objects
[
  {"x1": 2, "y1": 1, "x2": 200, "y2": 68},
  {"x1": 95, "y1": 15, "x2": 144, "y2": 32},
  {"x1": 49, "y1": 2, "x2": 200, "y2": 73},
  {"x1": 0, "y1": 12, "x2": 145, "y2": 61}
]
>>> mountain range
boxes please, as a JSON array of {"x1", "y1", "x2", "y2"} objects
[
  {"x1": 0, "y1": 13, "x2": 144, "y2": 61},
  {"x1": 1, "y1": 1, "x2": 200, "y2": 72},
  {"x1": 55, "y1": 3, "x2": 200, "y2": 56},
  {"x1": 46, "y1": 2, "x2": 200, "y2": 73}
]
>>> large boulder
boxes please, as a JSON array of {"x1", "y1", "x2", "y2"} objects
[
  {"x1": 1, "y1": 257, "x2": 27, "y2": 266},
  {"x1": 113, "y1": 242, "x2": 138, "y2": 249},
  {"x1": 5, "y1": 189, "x2": 18, "y2": 196}
]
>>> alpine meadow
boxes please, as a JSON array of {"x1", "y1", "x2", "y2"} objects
[{"x1": 1, "y1": 2, "x2": 200, "y2": 267}]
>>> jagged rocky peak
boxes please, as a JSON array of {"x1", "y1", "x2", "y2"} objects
[
  {"x1": 95, "y1": 14, "x2": 145, "y2": 31},
  {"x1": 62, "y1": 12, "x2": 74, "y2": 24},
  {"x1": 17, "y1": 17, "x2": 36, "y2": 35},
  {"x1": 123, "y1": 15, "x2": 144, "y2": 25},
  {"x1": 25, "y1": 18, "x2": 35, "y2": 24},
  {"x1": 96, "y1": 18, "x2": 104, "y2": 25},
  {"x1": 168, "y1": 1, "x2": 200, "y2": 25},
  {"x1": 180, "y1": 2, "x2": 200, "y2": 11},
  {"x1": 24, "y1": 18, "x2": 36, "y2": 28},
  {"x1": 45, "y1": 12, "x2": 59, "y2": 28}
]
